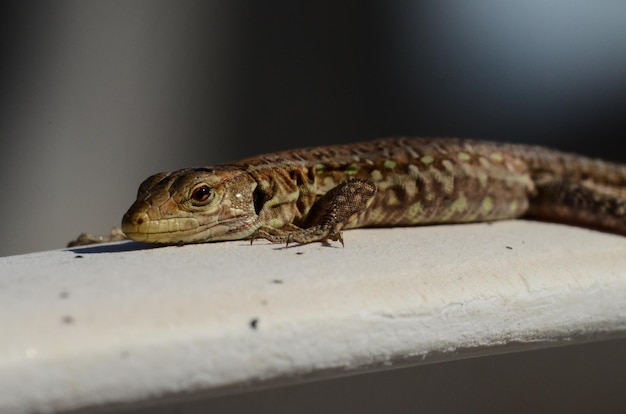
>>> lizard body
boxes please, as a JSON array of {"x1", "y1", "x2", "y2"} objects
[{"x1": 120, "y1": 137, "x2": 626, "y2": 245}]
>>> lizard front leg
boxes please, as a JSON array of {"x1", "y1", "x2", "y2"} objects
[{"x1": 255, "y1": 178, "x2": 377, "y2": 245}]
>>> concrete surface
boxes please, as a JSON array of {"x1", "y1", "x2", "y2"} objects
[{"x1": 1, "y1": 221, "x2": 625, "y2": 413}]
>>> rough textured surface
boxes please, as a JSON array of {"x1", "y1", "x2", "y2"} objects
[{"x1": 1, "y1": 221, "x2": 626, "y2": 414}]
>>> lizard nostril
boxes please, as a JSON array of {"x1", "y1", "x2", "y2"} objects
[{"x1": 136, "y1": 218, "x2": 144, "y2": 225}]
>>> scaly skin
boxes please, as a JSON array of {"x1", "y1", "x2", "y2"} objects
[{"x1": 119, "y1": 137, "x2": 626, "y2": 245}]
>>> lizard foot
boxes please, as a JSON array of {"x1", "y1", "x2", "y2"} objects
[{"x1": 253, "y1": 178, "x2": 376, "y2": 246}]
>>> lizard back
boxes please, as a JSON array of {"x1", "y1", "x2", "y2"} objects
[{"x1": 233, "y1": 137, "x2": 626, "y2": 232}]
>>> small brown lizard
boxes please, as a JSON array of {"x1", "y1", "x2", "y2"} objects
[{"x1": 69, "y1": 138, "x2": 626, "y2": 247}]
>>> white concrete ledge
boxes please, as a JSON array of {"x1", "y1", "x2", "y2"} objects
[{"x1": 1, "y1": 221, "x2": 626, "y2": 414}]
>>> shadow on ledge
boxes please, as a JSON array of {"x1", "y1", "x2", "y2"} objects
[{"x1": 66, "y1": 241, "x2": 162, "y2": 254}]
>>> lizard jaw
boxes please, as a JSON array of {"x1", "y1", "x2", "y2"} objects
[{"x1": 122, "y1": 202, "x2": 258, "y2": 244}]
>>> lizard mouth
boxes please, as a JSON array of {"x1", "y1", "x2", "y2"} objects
[{"x1": 121, "y1": 210, "x2": 202, "y2": 243}]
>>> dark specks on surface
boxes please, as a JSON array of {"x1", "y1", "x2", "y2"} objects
[
  {"x1": 272, "y1": 279, "x2": 283, "y2": 284},
  {"x1": 59, "y1": 291, "x2": 70, "y2": 299},
  {"x1": 250, "y1": 318, "x2": 259, "y2": 330},
  {"x1": 61, "y1": 315, "x2": 74, "y2": 325},
  {"x1": 296, "y1": 252, "x2": 304, "y2": 255},
  {"x1": 506, "y1": 246, "x2": 513, "y2": 250},
  {"x1": 74, "y1": 255, "x2": 83, "y2": 259}
]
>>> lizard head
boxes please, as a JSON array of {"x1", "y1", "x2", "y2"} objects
[{"x1": 121, "y1": 167, "x2": 259, "y2": 244}]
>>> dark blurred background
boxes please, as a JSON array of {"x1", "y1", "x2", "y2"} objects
[{"x1": 1, "y1": 1, "x2": 625, "y2": 256}]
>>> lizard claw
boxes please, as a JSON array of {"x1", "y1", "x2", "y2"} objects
[
  {"x1": 328, "y1": 231, "x2": 344, "y2": 247},
  {"x1": 285, "y1": 232, "x2": 296, "y2": 248},
  {"x1": 249, "y1": 231, "x2": 259, "y2": 245}
]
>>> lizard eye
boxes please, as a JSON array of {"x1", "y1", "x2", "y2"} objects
[{"x1": 191, "y1": 185, "x2": 212, "y2": 203}]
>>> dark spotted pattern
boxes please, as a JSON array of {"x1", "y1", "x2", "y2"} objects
[{"x1": 121, "y1": 137, "x2": 626, "y2": 244}]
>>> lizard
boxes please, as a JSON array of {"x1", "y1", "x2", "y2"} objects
[{"x1": 109, "y1": 137, "x2": 626, "y2": 247}]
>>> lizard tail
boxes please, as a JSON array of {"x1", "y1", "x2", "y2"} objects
[{"x1": 509, "y1": 145, "x2": 626, "y2": 235}]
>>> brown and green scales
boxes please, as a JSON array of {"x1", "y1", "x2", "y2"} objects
[{"x1": 114, "y1": 138, "x2": 626, "y2": 246}]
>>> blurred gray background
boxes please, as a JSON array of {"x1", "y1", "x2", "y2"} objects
[
  {"x1": 1, "y1": 1, "x2": 625, "y2": 257},
  {"x1": 2, "y1": 2, "x2": 626, "y2": 413}
]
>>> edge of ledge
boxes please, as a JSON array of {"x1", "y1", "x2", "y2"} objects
[{"x1": 1, "y1": 220, "x2": 625, "y2": 413}]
